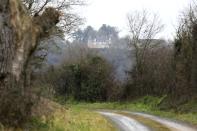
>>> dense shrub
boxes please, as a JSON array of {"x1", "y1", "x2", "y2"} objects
[{"x1": 38, "y1": 55, "x2": 121, "y2": 102}]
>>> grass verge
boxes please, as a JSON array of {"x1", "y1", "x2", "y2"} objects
[
  {"x1": 65, "y1": 96, "x2": 197, "y2": 126},
  {"x1": 2, "y1": 96, "x2": 196, "y2": 130},
  {"x1": 28, "y1": 99, "x2": 115, "y2": 131}
]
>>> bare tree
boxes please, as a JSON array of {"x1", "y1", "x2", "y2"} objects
[
  {"x1": 127, "y1": 10, "x2": 164, "y2": 74},
  {"x1": 126, "y1": 10, "x2": 164, "y2": 96}
]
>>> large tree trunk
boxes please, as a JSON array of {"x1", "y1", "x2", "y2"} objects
[{"x1": 0, "y1": 0, "x2": 60, "y2": 126}]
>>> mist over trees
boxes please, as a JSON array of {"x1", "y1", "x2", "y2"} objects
[
  {"x1": 0, "y1": 0, "x2": 197, "y2": 129},
  {"x1": 72, "y1": 25, "x2": 133, "y2": 82}
]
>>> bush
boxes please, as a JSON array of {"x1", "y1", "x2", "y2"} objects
[
  {"x1": 39, "y1": 55, "x2": 121, "y2": 102},
  {"x1": 61, "y1": 56, "x2": 116, "y2": 102}
]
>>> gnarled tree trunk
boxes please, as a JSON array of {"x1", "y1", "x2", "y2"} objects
[{"x1": 0, "y1": 0, "x2": 60, "y2": 126}]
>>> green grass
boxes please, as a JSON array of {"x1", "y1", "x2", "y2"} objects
[
  {"x1": 26, "y1": 100, "x2": 115, "y2": 131},
  {"x1": 65, "y1": 96, "x2": 197, "y2": 125},
  {"x1": 3, "y1": 96, "x2": 195, "y2": 130}
]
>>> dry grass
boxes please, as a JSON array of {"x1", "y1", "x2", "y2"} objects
[{"x1": 30, "y1": 98, "x2": 115, "y2": 131}]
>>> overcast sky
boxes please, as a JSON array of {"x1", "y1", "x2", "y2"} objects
[{"x1": 77, "y1": 0, "x2": 192, "y2": 40}]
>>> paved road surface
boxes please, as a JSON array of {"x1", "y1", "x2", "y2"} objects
[
  {"x1": 99, "y1": 112, "x2": 150, "y2": 131},
  {"x1": 99, "y1": 111, "x2": 197, "y2": 131}
]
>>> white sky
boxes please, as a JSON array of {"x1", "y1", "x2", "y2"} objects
[{"x1": 77, "y1": 0, "x2": 192, "y2": 40}]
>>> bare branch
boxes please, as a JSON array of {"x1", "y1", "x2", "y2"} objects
[
  {"x1": 34, "y1": 0, "x2": 50, "y2": 15},
  {"x1": 127, "y1": 10, "x2": 164, "y2": 73},
  {"x1": 22, "y1": 0, "x2": 85, "y2": 37}
]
